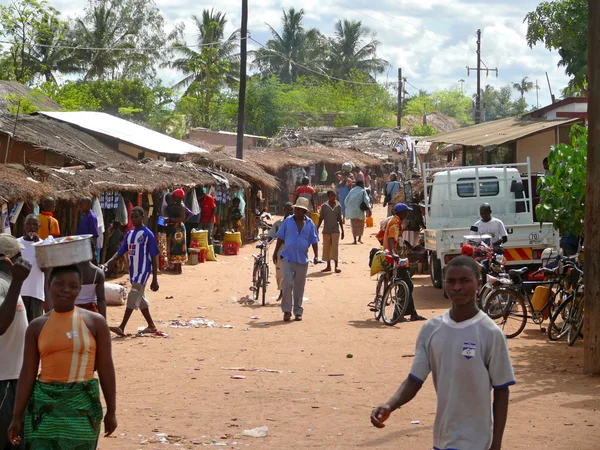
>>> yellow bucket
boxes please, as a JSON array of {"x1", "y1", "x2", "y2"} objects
[
  {"x1": 531, "y1": 286, "x2": 551, "y2": 319},
  {"x1": 310, "y1": 212, "x2": 319, "y2": 227}
]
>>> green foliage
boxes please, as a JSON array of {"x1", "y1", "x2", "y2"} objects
[
  {"x1": 512, "y1": 76, "x2": 535, "y2": 99},
  {"x1": 411, "y1": 124, "x2": 439, "y2": 136},
  {"x1": 525, "y1": 0, "x2": 588, "y2": 95},
  {"x1": 480, "y1": 85, "x2": 514, "y2": 121},
  {"x1": 404, "y1": 89, "x2": 473, "y2": 126},
  {"x1": 536, "y1": 125, "x2": 587, "y2": 237},
  {"x1": 4, "y1": 94, "x2": 40, "y2": 114}
]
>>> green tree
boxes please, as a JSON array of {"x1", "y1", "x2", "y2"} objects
[
  {"x1": 72, "y1": 0, "x2": 171, "y2": 81},
  {"x1": 327, "y1": 20, "x2": 387, "y2": 80},
  {"x1": 512, "y1": 76, "x2": 535, "y2": 99},
  {"x1": 524, "y1": 0, "x2": 587, "y2": 95},
  {"x1": 536, "y1": 125, "x2": 587, "y2": 238},
  {"x1": 404, "y1": 89, "x2": 473, "y2": 125},
  {"x1": 252, "y1": 8, "x2": 325, "y2": 84},
  {"x1": 411, "y1": 124, "x2": 439, "y2": 136},
  {"x1": 0, "y1": 0, "x2": 76, "y2": 83},
  {"x1": 480, "y1": 85, "x2": 514, "y2": 121},
  {"x1": 169, "y1": 9, "x2": 239, "y2": 127}
]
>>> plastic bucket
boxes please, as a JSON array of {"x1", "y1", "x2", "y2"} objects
[{"x1": 531, "y1": 286, "x2": 551, "y2": 319}]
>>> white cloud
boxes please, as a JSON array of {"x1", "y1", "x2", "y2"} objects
[{"x1": 0, "y1": 0, "x2": 571, "y2": 107}]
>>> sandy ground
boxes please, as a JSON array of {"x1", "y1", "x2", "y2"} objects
[{"x1": 99, "y1": 207, "x2": 600, "y2": 450}]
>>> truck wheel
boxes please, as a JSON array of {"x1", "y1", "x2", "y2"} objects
[{"x1": 430, "y1": 254, "x2": 442, "y2": 289}]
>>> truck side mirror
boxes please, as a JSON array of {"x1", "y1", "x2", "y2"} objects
[{"x1": 470, "y1": 226, "x2": 478, "y2": 232}]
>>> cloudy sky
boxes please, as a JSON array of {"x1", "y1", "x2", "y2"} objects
[{"x1": 9, "y1": 0, "x2": 570, "y2": 108}]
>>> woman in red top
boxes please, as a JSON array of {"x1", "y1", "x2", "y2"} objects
[{"x1": 295, "y1": 177, "x2": 316, "y2": 212}]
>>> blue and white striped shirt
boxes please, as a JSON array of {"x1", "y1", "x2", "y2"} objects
[{"x1": 118, "y1": 226, "x2": 160, "y2": 285}]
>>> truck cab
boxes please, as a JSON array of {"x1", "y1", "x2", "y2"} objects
[{"x1": 423, "y1": 159, "x2": 559, "y2": 291}]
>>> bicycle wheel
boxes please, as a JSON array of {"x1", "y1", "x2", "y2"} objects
[
  {"x1": 381, "y1": 280, "x2": 410, "y2": 326},
  {"x1": 261, "y1": 264, "x2": 269, "y2": 306},
  {"x1": 485, "y1": 289, "x2": 528, "y2": 339},
  {"x1": 547, "y1": 296, "x2": 572, "y2": 341},
  {"x1": 567, "y1": 297, "x2": 584, "y2": 346},
  {"x1": 251, "y1": 262, "x2": 261, "y2": 302},
  {"x1": 373, "y1": 275, "x2": 387, "y2": 321}
]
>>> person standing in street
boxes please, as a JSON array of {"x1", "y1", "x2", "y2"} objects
[
  {"x1": 317, "y1": 190, "x2": 344, "y2": 273},
  {"x1": 77, "y1": 197, "x2": 99, "y2": 256},
  {"x1": 383, "y1": 173, "x2": 403, "y2": 217},
  {"x1": 371, "y1": 256, "x2": 514, "y2": 450},
  {"x1": 268, "y1": 202, "x2": 294, "y2": 301},
  {"x1": 37, "y1": 197, "x2": 60, "y2": 240},
  {"x1": 272, "y1": 198, "x2": 319, "y2": 322},
  {"x1": 296, "y1": 177, "x2": 316, "y2": 212},
  {"x1": 105, "y1": 207, "x2": 160, "y2": 336},
  {"x1": 474, "y1": 204, "x2": 508, "y2": 247},
  {"x1": 17, "y1": 214, "x2": 46, "y2": 322},
  {"x1": 0, "y1": 235, "x2": 31, "y2": 450},
  {"x1": 198, "y1": 187, "x2": 217, "y2": 244},
  {"x1": 344, "y1": 180, "x2": 371, "y2": 245}
]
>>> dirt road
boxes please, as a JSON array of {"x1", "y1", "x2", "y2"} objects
[{"x1": 101, "y1": 209, "x2": 600, "y2": 449}]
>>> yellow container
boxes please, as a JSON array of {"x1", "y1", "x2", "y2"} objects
[
  {"x1": 191, "y1": 229, "x2": 209, "y2": 249},
  {"x1": 531, "y1": 286, "x2": 551, "y2": 319},
  {"x1": 310, "y1": 212, "x2": 319, "y2": 227},
  {"x1": 224, "y1": 231, "x2": 242, "y2": 247},
  {"x1": 366, "y1": 216, "x2": 374, "y2": 228}
]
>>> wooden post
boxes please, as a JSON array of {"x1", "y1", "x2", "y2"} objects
[{"x1": 584, "y1": 0, "x2": 600, "y2": 375}]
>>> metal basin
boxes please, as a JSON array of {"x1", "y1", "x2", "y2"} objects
[{"x1": 34, "y1": 235, "x2": 94, "y2": 269}]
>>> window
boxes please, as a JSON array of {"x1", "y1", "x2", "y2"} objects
[{"x1": 457, "y1": 177, "x2": 499, "y2": 198}]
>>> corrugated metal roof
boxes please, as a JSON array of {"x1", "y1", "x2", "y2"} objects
[
  {"x1": 426, "y1": 117, "x2": 580, "y2": 147},
  {"x1": 40, "y1": 111, "x2": 207, "y2": 156}
]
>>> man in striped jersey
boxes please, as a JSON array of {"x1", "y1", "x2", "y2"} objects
[{"x1": 105, "y1": 207, "x2": 160, "y2": 336}]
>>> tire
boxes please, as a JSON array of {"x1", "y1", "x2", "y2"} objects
[
  {"x1": 381, "y1": 280, "x2": 410, "y2": 326},
  {"x1": 251, "y1": 263, "x2": 260, "y2": 302},
  {"x1": 430, "y1": 254, "x2": 442, "y2": 289},
  {"x1": 547, "y1": 297, "x2": 572, "y2": 341},
  {"x1": 567, "y1": 297, "x2": 584, "y2": 346},
  {"x1": 261, "y1": 264, "x2": 269, "y2": 306},
  {"x1": 485, "y1": 289, "x2": 528, "y2": 339},
  {"x1": 373, "y1": 275, "x2": 386, "y2": 321},
  {"x1": 478, "y1": 286, "x2": 491, "y2": 310}
]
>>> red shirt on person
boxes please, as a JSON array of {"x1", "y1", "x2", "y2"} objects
[{"x1": 200, "y1": 194, "x2": 217, "y2": 223}]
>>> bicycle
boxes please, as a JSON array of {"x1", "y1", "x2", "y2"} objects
[
  {"x1": 380, "y1": 254, "x2": 411, "y2": 326},
  {"x1": 483, "y1": 255, "x2": 579, "y2": 338},
  {"x1": 547, "y1": 264, "x2": 584, "y2": 345},
  {"x1": 249, "y1": 218, "x2": 272, "y2": 306}
]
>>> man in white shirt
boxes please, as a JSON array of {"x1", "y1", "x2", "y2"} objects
[
  {"x1": 473, "y1": 203, "x2": 508, "y2": 246},
  {"x1": 17, "y1": 214, "x2": 46, "y2": 322},
  {"x1": 0, "y1": 234, "x2": 31, "y2": 450}
]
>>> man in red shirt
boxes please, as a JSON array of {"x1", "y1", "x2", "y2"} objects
[
  {"x1": 296, "y1": 177, "x2": 316, "y2": 212},
  {"x1": 198, "y1": 188, "x2": 217, "y2": 244}
]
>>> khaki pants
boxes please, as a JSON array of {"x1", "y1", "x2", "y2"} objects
[
  {"x1": 322, "y1": 233, "x2": 340, "y2": 261},
  {"x1": 275, "y1": 257, "x2": 283, "y2": 290}
]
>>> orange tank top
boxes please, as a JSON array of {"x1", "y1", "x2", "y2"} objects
[{"x1": 38, "y1": 307, "x2": 96, "y2": 383}]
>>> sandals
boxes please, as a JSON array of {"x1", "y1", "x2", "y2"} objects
[
  {"x1": 139, "y1": 327, "x2": 158, "y2": 334},
  {"x1": 410, "y1": 315, "x2": 427, "y2": 322},
  {"x1": 109, "y1": 326, "x2": 125, "y2": 337}
]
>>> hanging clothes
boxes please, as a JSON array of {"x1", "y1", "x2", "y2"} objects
[
  {"x1": 92, "y1": 197, "x2": 105, "y2": 251},
  {"x1": 115, "y1": 194, "x2": 128, "y2": 225}
]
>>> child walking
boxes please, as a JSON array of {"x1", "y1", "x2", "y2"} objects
[
  {"x1": 104, "y1": 207, "x2": 160, "y2": 336},
  {"x1": 371, "y1": 256, "x2": 515, "y2": 450}
]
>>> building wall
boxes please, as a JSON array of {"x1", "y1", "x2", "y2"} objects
[
  {"x1": 0, "y1": 137, "x2": 68, "y2": 166},
  {"x1": 516, "y1": 129, "x2": 556, "y2": 172},
  {"x1": 542, "y1": 102, "x2": 588, "y2": 120},
  {"x1": 118, "y1": 142, "x2": 163, "y2": 161},
  {"x1": 188, "y1": 129, "x2": 258, "y2": 149}
]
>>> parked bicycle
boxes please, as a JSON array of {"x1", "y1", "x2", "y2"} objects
[
  {"x1": 249, "y1": 215, "x2": 272, "y2": 306},
  {"x1": 369, "y1": 252, "x2": 411, "y2": 326},
  {"x1": 547, "y1": 264, "x2": 584, "y2": 346}
]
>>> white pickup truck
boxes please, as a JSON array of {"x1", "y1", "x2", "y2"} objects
[{"x1": 423, "y1": 159, "x2": 559, "y2": 291}]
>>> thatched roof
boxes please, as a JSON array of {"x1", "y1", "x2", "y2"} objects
[
  {"x1": 0, "y1": 81, "x2": 62, "y2": 113},
  {"x1": 191, "y1": 150, "x2": 279, "y2": 189},
  {"x1": 0, "y1": 161, "x2": 248, "y2": 203},
  {"x1": 403, "y1": 112, "x2": 461, "y2": 134},
  {"x1": 0, "y1": 114, "x2": 131, "y2": 167}
]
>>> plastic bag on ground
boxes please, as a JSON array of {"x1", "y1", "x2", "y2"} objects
[{"x1": 242, "y1": 426, "x2": 269, "y2": 438}]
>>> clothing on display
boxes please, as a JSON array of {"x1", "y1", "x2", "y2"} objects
[
  {"x1": 99, "y1": 191, "x2": 119, "y2": 209},
  {"x1": 115, "y1": 194, "x2": 128, "y2": 225}
]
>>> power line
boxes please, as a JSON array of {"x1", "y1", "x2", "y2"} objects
[
  {"x1": 249, "y1": 37, "x2": 386, "y2": 86},
  {"x1": 0, "y1": 36, "x2": 248, "y2": 52}
]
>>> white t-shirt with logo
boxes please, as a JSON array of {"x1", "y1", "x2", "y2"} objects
[
  {"x1": 0, "y1": 272, "x2": 28, "y2": 380},
  {"x1": 473, "y1": 218, "x2": 508, "y2": 241},
  {"x1": 17, "y1": 238, "x2": 45, "y2": 301},
  {"x1": 409, "y1": 311, "x2": 515, "y2": 450}
]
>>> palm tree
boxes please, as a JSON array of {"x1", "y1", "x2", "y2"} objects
[
  {"x1": 327, "y1": 20, "x2": 387, "y2": 80},
  {"x1": 252, "y1": 8, "x2": 325, "y2": 84},
  {"x1": 512, "y1": 76, "x2": 535, "y2": 100},
  {"x1": 169, "y1": 9, "x2": 239, "y2": 126}
]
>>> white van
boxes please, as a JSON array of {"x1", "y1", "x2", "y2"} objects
[{"x1": 423, "y1": 159, "x2": 559, "y2": 290}]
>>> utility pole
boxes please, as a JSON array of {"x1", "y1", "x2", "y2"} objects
[
  {"x1": 397, "y1": 68, "x2": 403, "y2": 128},
  {"x1": 235, "y1": 0, "x2": 248, "y2": 160},
  {"x1": 535, "y1": 79, "x2": 540, "y2": 109},
  {"x1": 584, "y1": 0, "x2": 600, "y2": 375},
  {"x1": 467, "y1": 29, "x2": 498, "y2": 124}
]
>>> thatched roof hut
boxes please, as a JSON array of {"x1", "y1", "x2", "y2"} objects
[
  {"x1": 0, "y1": 81, "x2": 62, "y2": 113},
  {"x1": 0, "y1": 160, "x2": 248, "y2": 204},
  {"x1": 0, "y1": 114, "x2": 131, "y2": 167}
]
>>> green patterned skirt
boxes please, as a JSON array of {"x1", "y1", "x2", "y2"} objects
[{"x1": 24, "y1": 379, "x2": 103, "y2": 450}]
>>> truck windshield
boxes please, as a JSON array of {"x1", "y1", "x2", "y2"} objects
[{"x1": 457, "y1": 177, "x2": 499, "y2": 197}]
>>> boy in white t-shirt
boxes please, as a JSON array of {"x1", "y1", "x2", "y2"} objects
[
  {"x1": 473, "y1": 203, "x2": 508, "y2": 246},
  {"x1": 17, "y1": 214, "x2": 46, "y2": 322},
  {"x1": 371, "y1": 256, "x2": 515, "y2": 450}
]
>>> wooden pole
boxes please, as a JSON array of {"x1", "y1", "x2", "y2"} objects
[
  {"x1": 235, "y1": 0, "x2": 248, "y2": 160},
  {"x1": 584, "y1": 0, "x2": 600, "y2": 375},
  {"x1": 397, "y1": 68, "x2": 402, "y2": 128}
]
